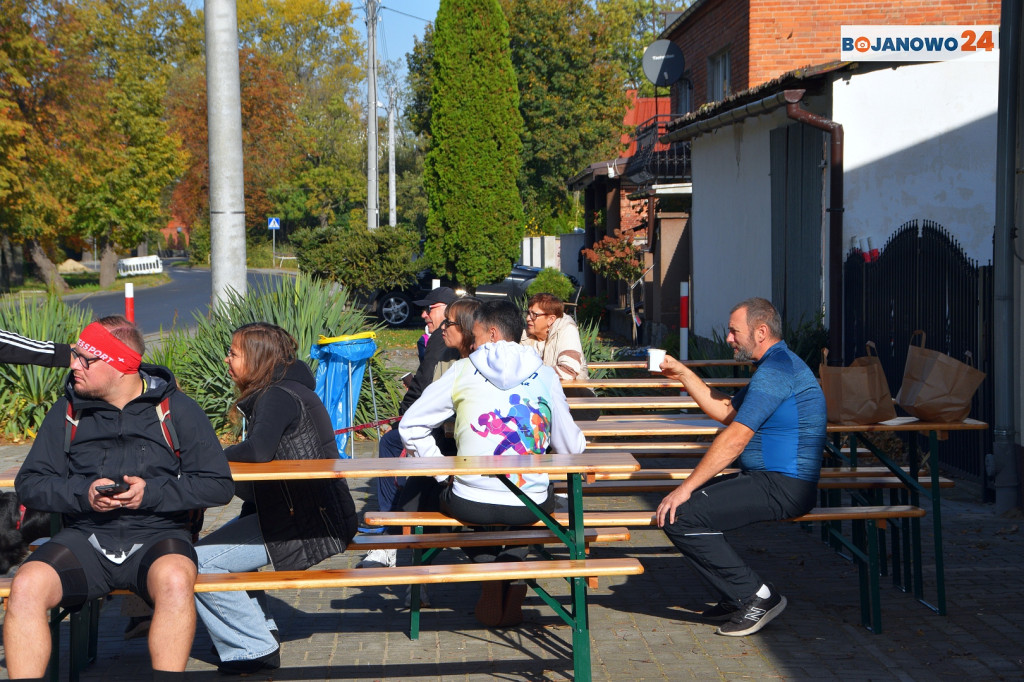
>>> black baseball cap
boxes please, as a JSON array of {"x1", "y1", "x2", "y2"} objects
[{"x1": 414, "y1": 286, "x2": 458, "y2": 308}]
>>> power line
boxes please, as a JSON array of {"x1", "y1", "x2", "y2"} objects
[{"x1": 381, "y1": 6, "x2": 432, "y2": 23}]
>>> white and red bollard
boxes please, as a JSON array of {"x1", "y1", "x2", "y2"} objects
[
  {"x1": 679, "y1": 282, "x2": 689, "y2": 360},
  {"x1": 124, "y1": 283, "x2": 135, "y2": 323}
]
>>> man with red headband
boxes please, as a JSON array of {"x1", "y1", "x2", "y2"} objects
[{"x1": 4, "y1": 316, "x2": 234, "y2": 680}]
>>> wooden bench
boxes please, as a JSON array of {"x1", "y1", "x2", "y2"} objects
[
  {"x1": 550, "y1": 474, "x2": 954, "y2": 494},
  {"x1": 0, "y1": 558, "x2": 643, "y2": 600},
  {"x1": 0, "y1": 548, "x2": 641, "y2": 682},
  {"x1": 365, "y1": 505, "x2": 925, "y2": 635}
]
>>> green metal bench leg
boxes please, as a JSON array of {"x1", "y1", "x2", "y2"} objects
[
  {"x1": 927, "y1": 431, "x2": 947, "y2": 615},
  {"x1": 408, "y1": 525, "x2": 425, "y2": 640},
  {"x1": 852, "y1": 518, "x2": 870, "y2": 629},
  {"x1": 68, "y1": 601, "x2": 93, "y2": 682},
  {"x1": 567, "y1": 473, "x2": 591, "y2": 682},
  {"x1": 866, "y1": 519, "x2": 882, "y2": 634}
]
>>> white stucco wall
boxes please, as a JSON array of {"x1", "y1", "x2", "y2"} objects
[
  {"x1": 690, "y1": 111, "x2": 787, "y2": 336},
  {"x1": 834, "y1": 61, "x2": 997, "y2": 263}
]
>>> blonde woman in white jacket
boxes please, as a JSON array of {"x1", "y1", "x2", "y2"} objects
[{"x1": 521, "y1": 292, "x2": 589, "y2": 380}]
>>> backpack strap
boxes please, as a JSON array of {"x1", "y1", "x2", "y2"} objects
[
  {"x1": 155, "y1": 397, "x2": 180, "y2": 457},
  {"x1": 64, "y1": 401, "x2": 80, "y2": 454},
  {"x1": 64, "y1": 397, "x2": 180, "y2": 458}
]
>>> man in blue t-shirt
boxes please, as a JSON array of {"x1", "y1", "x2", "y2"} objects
[{"x1": 656, "y1": 297, "x2": 826, "y2": 637}]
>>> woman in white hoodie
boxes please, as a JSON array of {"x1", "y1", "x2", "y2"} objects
[{"x1": 399, "y1": 301, "x2": 586, "y2": 626}]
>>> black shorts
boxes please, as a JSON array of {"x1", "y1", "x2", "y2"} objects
[{"x1": 25, "y1": 527, "x2": 196, "y2": 609}]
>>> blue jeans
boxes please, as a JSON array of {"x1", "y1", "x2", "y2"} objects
[
  {"x1": 194, "y1": 513, "x2": 278, "y2": 663},
  {"x1": 376, "y1": 428, "x2": 406, "y2": 513}
]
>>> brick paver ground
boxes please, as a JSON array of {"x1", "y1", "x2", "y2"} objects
[{"x1": 1, "y1": 440, "x2": 1021, "y2": 681}]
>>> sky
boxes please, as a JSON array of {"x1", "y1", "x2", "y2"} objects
[{"x1": 182, "y1": 1, "x2": 440, "y2": 77}]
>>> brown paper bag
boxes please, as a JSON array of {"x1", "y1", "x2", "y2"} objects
[
  {"x1": 819, "y1": 343, "x2": 896, "y2": 425},
  {"x1": 895, "y1": 330, "x2": 986, "y2": 422}
]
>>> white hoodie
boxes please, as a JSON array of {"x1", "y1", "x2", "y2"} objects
[{"x1": 400, "y1": 341, "x2": 587, "y2": 505}]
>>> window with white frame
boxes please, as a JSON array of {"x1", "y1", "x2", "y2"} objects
[{"x1": 707, "y1": 50, "x2": 730, "y2": 102}]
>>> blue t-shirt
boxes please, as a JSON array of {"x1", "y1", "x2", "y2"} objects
[{"x1": 731, "y1": 341, "x2": 826, "y2": 482}]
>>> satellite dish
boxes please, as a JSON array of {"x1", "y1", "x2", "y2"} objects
[{"x1": 642, "y1": 40, "x2": 685, "y2": 87}]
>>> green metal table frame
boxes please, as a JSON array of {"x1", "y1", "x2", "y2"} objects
[
  {"x1": 827, "y1": 429, "x2": 947, "y2": 616},
  {"x1": 405, "y1": 471, "x2": 594, "y2": 682}
]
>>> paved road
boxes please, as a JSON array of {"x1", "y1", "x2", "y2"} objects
[{"x1": 66, "y1": 267, "x2": 284, "y2": 336}]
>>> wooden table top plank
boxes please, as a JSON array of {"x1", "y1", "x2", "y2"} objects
[
  {"x1": 577, "y1": 417, "x2": 989, "y2": 439},
  {"x1": 589, "y1": 359, "x2": 751, "y2": 370},
  {"x1": 567, "y1": 395, "x2": 700, "y2": 410},
  {"x1": 563, "y1": 377, "x2": 748, "y2": 389},
  {"x1": 0, "y1": 453, "x2": 640, "y2": 487}
]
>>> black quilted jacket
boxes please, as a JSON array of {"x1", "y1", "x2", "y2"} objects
[{"x1": 229, "y1": 361, "x2": 357, "y2": 571}]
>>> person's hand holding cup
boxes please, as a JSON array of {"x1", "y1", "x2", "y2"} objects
[{"x1": 648, "y1": 348, "x2": 667, "y2": 373}]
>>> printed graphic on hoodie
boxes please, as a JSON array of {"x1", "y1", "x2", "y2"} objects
[{"x1": 469, "y1": 394, "x2": 552, "y2": 486}]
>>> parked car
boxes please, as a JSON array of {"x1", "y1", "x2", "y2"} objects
[{"x1": 369, "y1": 264, "x2": 553, "y2": 327}]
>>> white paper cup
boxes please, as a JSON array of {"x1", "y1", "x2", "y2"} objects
[{"x1": 648, "y1": 348, "x2": 666, "y2": 372}]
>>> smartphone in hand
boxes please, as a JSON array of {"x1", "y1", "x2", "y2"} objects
[{"x1": 96, "y1": 481, "x2": 130, "y2": 496}]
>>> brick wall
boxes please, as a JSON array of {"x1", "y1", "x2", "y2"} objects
[
  {"x1": 748, "y1": 0, "x2": 1000, "y2": 85},
  {"x1": 670, "y1": 0, "x2": 750, "y2": 110},
  {"x1": 669, "y1": 0, "x2": 1000, "y2": 107}
]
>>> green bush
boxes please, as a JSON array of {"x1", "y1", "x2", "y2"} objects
[
  {"x1": 151, "y1": 273, "x2": 401, "y2": 437},
  {"x1": 0, "y1": 295, "x2": 91, "y2": 439},
  {"x1": 187, "y1": 221, "x2": 211, "y2": 266},
  {"x1": 291, "y1": 223, "x2": 420, "y2": 296},
  {"x1": 526, "y1": 268, "x2": 574, "y2": 302},
  {"x1": 246, "y1": 240, "x2": 274, "y2": 269}
]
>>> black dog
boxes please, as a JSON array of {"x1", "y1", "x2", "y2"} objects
[{"x1": 0, "y1": 491, "x2": 51, "y2": 575}]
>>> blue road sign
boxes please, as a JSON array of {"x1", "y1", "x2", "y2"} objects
[{"x1": 268, "y1": 217, "x2": 281, "y2": 230}]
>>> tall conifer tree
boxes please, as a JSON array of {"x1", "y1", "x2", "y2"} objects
[{"x1": 424, "y1": 0, "x2": 524, "y2": 290}]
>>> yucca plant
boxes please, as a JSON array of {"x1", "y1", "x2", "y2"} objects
[
  {"x1": 578, "y1": 318, "x2": 613, "y2": 381},
  {"x1": 0, "y1": 295, "x2": 91, "y2": 440},
  {"x1": 152, "y1": 273, "x2": 401, "y2": 435}
]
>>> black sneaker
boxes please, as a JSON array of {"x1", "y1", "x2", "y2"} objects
[
  {"x1": 216, "y1": 647, "x2": 280, "y2": 675},
  {"x1": 701, "y1": 601, "x2": 740, "y2": 623},
  {"x1": 716, "y1": 585, "x2": 787, "y2": 637}
]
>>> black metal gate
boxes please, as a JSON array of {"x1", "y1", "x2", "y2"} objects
[{"x1": 843, "y1": 219, "x2": 993, "y2": 493}]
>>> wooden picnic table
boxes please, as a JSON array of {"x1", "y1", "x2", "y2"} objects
[
  {"x1": 563, "y1": 376, "x2": 748, "y2": 390},
  {"x1": 0, "y1": 452, "x2": 640, "y2": 682},
  {"x1": 576, "y1": 415, "x2": 988, "y2": 616}
]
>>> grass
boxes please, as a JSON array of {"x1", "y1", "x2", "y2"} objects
[
  {"x1": 8, "y1": 271, "x2": 171, "y2": 296},
  {"x1": 374, "y1": 326, "x2": 425, "y2": 351}
]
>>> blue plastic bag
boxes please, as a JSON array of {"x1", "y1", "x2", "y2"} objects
[{"x1": 310, "y1": 332, "x2": 377, "y2": 458}]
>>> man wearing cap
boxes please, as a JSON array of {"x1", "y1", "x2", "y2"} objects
[
  {"x1": 356, "y1": 287, "x2": 460, "y2": 571},
  {"x1": 4, "y1": 316, "x2": 234, "y2": 679}
]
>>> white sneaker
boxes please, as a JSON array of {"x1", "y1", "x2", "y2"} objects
[
  {"x1": 405, "y1": 584, "x2": 431, "y2": 608},
  {"x1": 356, "y1": 549, "x2": 396, "y2": 568}
]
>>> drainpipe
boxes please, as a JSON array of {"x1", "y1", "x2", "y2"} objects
[
  {"x1": 993, "y1": 0, "x2": 1021, "y2": 514},
  {"x1": 785, "y1": 101, "x2": 844, "y2": 362}
]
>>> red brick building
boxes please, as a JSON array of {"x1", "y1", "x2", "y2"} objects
[{"x1": 668, "y1": 0, "x2": 1001, "y2": 113}]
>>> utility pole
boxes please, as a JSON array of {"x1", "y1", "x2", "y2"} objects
[
  {"x1": 365, "y1": 0, "x2": 380, "y2": 230},
  {"x1": 387, "y1": 86, "x2": 397, "y2": 227},
  {"x1": 205, "y1": 0, "x2": 247, "y2": 305}
]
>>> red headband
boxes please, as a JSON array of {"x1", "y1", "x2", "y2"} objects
[{"x1": 76, "y1": 322, "x2": 142, "y2": 374}]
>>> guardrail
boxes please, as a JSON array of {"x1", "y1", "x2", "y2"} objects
[{"x1": 116, "y1": 255, "x2": 163, "y2": 277}]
